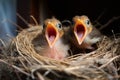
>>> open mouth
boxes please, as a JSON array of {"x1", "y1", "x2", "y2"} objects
[
  {"x1": 74, "y1": 23, "x2": 86, "y2": 45},
  {"x1": 47, "y1": 26, "x2": 57, "y2": 43},
  {"x1": 46, "y1": 24, "x2": 58, "y2": 48},
  {"x1": 76, "y1": 24, "x2": 85, "y2": 39}
]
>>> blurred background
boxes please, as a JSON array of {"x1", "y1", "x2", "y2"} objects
[
  {"x1": 17, "y1": 0, "x2": 120, "y2": 36},
  {"x1": 0, "y1": 0, "x2": 120, "y2": 44}
]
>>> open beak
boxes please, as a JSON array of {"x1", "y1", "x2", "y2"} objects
[
  {"x1": 45, "y1": 22, "x2": 59, "y2": 48},
  {"x1": 74, "y1": 20, "x2": 87, "y2": 45}
]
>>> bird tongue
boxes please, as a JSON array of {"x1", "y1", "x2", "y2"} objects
[
  {"x1": 77, "y1": 32, "x2": 84, "y2": 39},
  {"x1": 46, "y1": 25, "x2": 57, "y2": 48},
  {"x1": 74, "y1": 24, "x2": 86, "y2": 45},
  {"x1": 49, "y1": 35, "x2": 56, "y2": 43},
  {"x1": 76, "y1": 25, "x2": 85, "y2": 41}
]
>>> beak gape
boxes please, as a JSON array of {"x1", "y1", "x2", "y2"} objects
[
  {"x1": 45, "y1": 23, "x2": 59, "y2": 48},
  {"x1": 74, "y1": 22, "x2": 87, "y2": 45}
]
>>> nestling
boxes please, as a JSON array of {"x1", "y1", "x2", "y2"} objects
[
  {"x1": 32, "y1": 17, "x2": 69, "y2": 60},
  {"x1": 73, "y1": 15, "x2": 103, "y2": 50},
  {"x1": 62, "y1": 15, "x2": 103, "y2": 54}
]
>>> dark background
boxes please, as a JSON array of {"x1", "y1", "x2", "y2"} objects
[{"x1": 17, "y1": 0, "x2": 120, "y2": 36}]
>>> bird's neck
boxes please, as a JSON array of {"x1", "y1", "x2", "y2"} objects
[{"x1": 44, "y1": 38, "x2": 69, "y2": 60}]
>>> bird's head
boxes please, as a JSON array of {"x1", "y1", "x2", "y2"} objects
[
  {"x1": 43, "y1": 17, "x2": 63, "y2": 48},
  {"x1": 73, "y1": 15, "x2": 93, "y2": 45}
]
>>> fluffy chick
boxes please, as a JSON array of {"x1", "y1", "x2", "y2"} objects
[
  {"x1": 33, "y1": 17, "x2": 69, "y2": 60},
  {"x1": 62, "y1": 15, "x2": 103, "y2": 54}
]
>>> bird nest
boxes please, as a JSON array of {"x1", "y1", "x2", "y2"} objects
[{"x1": 0, "y1": 26, "x2": 120, "y2": 80}]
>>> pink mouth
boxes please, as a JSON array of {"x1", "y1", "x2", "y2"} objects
[
  {"x1": 47, "y1": 26, "x2": 57, "y2": 43},
  {"x1": 76, "y1": 24, "x2": 85, "y2": 40}
]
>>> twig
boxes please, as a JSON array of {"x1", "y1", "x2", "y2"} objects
[
  {"x1": 6, "y1": 19, "x2": 23, "y2": 31},
  {"x1": 99, "y1": 56, "x2": 120, "y2": 69},
  {"x1": 0, "y1": 39, "x2": 6, "y2": 48},
  {"x1": 95, "y1": 9, "x2": 107, "y2": 22},
  {"x1": 99, "y1": 16, "x2": 120, "y2": 30},
  {"x1": 16, "y1": 13, "x2": 30, "y2": 26},
  {"x1": 19, "y1": 58, "x2": 29, "y2": 71},
  {"x1": 36, "y1": 72, "x2": 45, "y2": 80},
  {"x1": 30, "y1": 15, "x2": 39, "y2": 25},
  {"x1": 0, "y1": 59, "x2": 30, "y2": 76},
  {"x1": 15, "y1": 39, "x2": 32, "y2": 66},
  {"x1": 111, "y1": 30, "x2": 117, "y2": 41}
]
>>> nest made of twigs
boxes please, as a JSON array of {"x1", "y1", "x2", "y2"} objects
[{"x1": 0, "y1": 26, "x2": 120, "y2": 80}]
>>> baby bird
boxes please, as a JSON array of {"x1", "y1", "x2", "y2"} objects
[
  {"x1": 72, "y1": 15, "x2": 103, "y2": 50},
  {"x1": 62, "y1": 15, "x2": 103, "y2": 54},
  {"x1": 33, "y1": 17, "x2": 69, "y2": 60}
]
